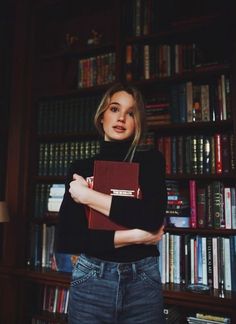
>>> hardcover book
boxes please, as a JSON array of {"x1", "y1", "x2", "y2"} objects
[{"x1": 86, "y1": 160, "x2": 140, "y2": 230}]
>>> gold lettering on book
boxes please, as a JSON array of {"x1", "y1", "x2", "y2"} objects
[{"x1": 110, "y1": 189, "x2": 135, "y2": 197}]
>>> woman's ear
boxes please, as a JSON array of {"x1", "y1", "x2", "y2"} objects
[{"x1": 100, "y1": 118, "x2": 103, "y2": 123}]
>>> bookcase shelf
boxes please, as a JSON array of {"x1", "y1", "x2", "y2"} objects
[
  {"x1": 1, "y1": 0, "x2": 236, "y2": 323},
  {"x1": 41, "y1": 43, "x2": 115, "y2": 61}
]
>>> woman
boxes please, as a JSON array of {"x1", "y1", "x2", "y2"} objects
[{"x1": 56, "y1": 82, "x2": 167, "y2": 323}]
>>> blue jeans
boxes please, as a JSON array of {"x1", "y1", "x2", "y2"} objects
[{"x1": 68, "y1": 254, "x2": 164, "y2": 323}]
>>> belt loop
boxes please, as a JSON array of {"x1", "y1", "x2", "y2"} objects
[
  {"x1": 132, "y1": 263, "x2": 136, "y2": 280},
  {"x1": 99, "y1": 262, "x2": 105, "y2": 278}
]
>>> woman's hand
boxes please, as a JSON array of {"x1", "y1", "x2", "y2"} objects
[
  {"x1": 114, "y1": 225, "x2": 165, "y2": 248},
  {"x1": 133, "y1": 225, "x2": 165, "y2": 245},
  {"x1": 69, "y1": 173, "x2": 90, "y2": 204},
  {"x1": 69, "y1": 173, "x2": 112, "y2": 215}
]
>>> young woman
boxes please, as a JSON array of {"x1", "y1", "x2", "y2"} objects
[{"x1": 56, "y1": 82, "x2": 167, "y2": 323}]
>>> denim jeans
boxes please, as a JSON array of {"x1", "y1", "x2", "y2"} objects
[{"x1": 68, "y1": 254, "x2": 165, "y2": 323}]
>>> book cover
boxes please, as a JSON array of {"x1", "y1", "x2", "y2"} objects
[{"x1": 86, "y1": 160, "x2": 140, "y2": 230}]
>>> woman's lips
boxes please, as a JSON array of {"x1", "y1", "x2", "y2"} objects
[{"x1": 113, "y1": 125, "x2": 126, "y2": 132}]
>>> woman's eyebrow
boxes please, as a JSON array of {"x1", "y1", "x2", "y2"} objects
[{"x1": 109, "y1": 101, "x2": 120, "y2": 105}]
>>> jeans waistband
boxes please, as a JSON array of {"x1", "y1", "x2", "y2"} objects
[{"x1": 77, "y1": 253, "x2": 158, "y2": 274}]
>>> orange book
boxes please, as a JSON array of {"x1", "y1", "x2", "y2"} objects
[{"x1": 86, "y1": 160, "x2": 141, "y2": 230}]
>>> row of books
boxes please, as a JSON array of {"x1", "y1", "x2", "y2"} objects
[
  {"x1": 37, "y1": 95, "x2": 101, "y2": 135},
  {"x1": 122, "y1": 0, "x2": 163, "y2": 37},
  {"x1": 28, "y1": 220, "x2": 236, "y2": 293},
  {"x1": 169, "y1": 77, "x2": 231, "y2": 123},
  {"x1": 38, "y1": 140, "x2": 100, "y2": 177},
  {"x1": 146, "y1": 79, "x2": 231, "y2": 126},
  {"x1": 78, "y1": 52, "x2": 116, "y2": 88},
  {"x1": 157, "y1": 133, "x2": 235, "y2": 175},
  {"x1": 29, "y1": 223, "x2": 56, "y2": 269},
  {"x1": 167, "y1": 180, "x2": 236, "y2": 230},
  {"x1": 187, "y1": 312, "x2": 231, "y2": 324},
  {"x1": 125, "y1": 39, "x2": 229, "y2": 81},
  {"x1": 158, "y1": 233, "x2": 236, "y2": 292},
  {"x1": 40, "y1": 285, "x2": 69, "y2": 315}
]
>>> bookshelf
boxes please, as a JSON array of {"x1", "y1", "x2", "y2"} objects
[{"x1": 0, "y1": 0, "x2": 236, "y2": 323}]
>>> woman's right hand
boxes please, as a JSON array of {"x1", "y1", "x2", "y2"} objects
[
  {"x1": 132, "y1": 225, "x2": 165, "y2": 245},
  {"x1": 114, "y1": 225, "x2": 165, "y2": 248}
]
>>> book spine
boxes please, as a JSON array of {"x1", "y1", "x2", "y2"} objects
[
  {"x1": 224, "y1": 187, "x2": 232, "y2": 229},
  {"x1": 223, "y1": 237, "x2": 232, "y2": 291},
  {"x1": 214, "y1": 134, "x2": 223, "y2": 174},
  {"x1": 189, "y1": 180, "x2": 197, "y2": 228},
  {"x1": 212, "y1": 237, "x2": 219, "y2": 289}
]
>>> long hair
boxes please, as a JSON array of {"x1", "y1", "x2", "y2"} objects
[{"x1": 94, "y1": 82, "x2": 146, "y2": 161}]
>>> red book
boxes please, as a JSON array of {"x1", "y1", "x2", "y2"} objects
[
  {"x1": 189, "y1": 180, "x2": 197, "y2": 228},
  {"x1": 86, "y1": 160, "x2": 140, "y2": 230}
]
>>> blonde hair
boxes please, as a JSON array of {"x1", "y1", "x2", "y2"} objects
[{"x1": 94, "y1": 82, "x2": 146, "y2": 161}]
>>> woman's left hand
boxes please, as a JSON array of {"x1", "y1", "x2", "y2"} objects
[{"x1": 69, "y1": 173, "x2": 89, "y2": 204}]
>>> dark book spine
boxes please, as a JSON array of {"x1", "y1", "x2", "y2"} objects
[
  {"x1": 177, "y1": 136, "x2": 184, "y2": 174},
  {"x1": 203, "y1": 135, "x2": 211, "y2": 174},
  {"x1": 212, "y1": 181, "x2": 224, "y2": 229},
  {"x1": 191, "y1": 136, "x2": 198, "y2": 174},
  {"x1": 206, "y1": 236, "x2": 213, "y2": 288},
  {"x1": 197, "y1": 135, "x2": 204, "y2": 174},
  {"x1": 206, "y1": 183, "x2": 213, "y2": 228},
  {"x1": 197, "y1": 186, "x2": 206, "y2": 228}
]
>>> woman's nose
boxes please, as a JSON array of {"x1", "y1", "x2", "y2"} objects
[{"x1": 118, "y1": 113, "x2": 125, "y2": 122}]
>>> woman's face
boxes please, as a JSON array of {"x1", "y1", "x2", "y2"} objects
[{"x1": 101, "y1": 91, "x2": 136, "y2": 142}]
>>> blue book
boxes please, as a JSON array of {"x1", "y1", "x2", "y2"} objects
[
  {"x1": 197, "y1": 236, "x2": 203, "y2": 284},
  {"x1": 230, "y1": 236, "x2": 236, "y2": 291},
  {"x1": 54, "y1": 253, "x2": 79, "y2": 273}
]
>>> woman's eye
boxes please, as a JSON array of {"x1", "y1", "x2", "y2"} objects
[
  {"x1": 110, "y1": 106, "x2": 118, "y2": 112},
  {"x1": 128, "y1": 111, "x2": 134, "y2": 117}
]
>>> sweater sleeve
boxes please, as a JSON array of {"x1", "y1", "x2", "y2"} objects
[
  {"x1": 109, "y1": 150, "x2": 167, "y2": 231},
  {"x1": 55, "y1": 161, "x2": 116, "y2": 255}
]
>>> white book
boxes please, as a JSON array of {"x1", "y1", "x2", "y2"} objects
[
  {"x1": 64, "y1": 289, "x2": 70, "y2": 314},
  {"x1": 53, "y1": 287, "x2": 59, "y2": 313},
  {"x1": 224, "y1": 187, "x2": 232, "y2": 229},
  {"x1": 41, "y1": 223, "x2": 47, "y2": 267},
  {"x1": 223, "y1": 237, "x2": 232, "y2": 291},
  {"x1": 190, "y1": 237, "x2": 195, "y2": 284},
  {"x1": 212, "y1": 237, "x2": 219, "y2": 289},
  {"x1": 173, "y1": 235, "x2": 181, "y2": 284},
  {"x1": 169, "y1": 234, "x2": 174, "y2": 283},
  {"x1": 158, "y1": 239, "x2": 165, "y2": 284},
  {"x1": 202, "y1": 237, "x2": 208, "y2": 285},
  {"x1": 165, "y1": 232, "x2": 170, "y2": 283}
]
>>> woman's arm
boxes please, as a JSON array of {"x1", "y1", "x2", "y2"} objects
[
  {"x1": 69, "y1": 173, "x2": 112, "y2": 216},
  {"x1": 114, "y1": 225, "x2": 165, "y2": 248}
]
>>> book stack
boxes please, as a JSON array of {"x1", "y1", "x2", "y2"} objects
[
  {"x1": 47, "y1": 184, "x2": 65, "y2": 212},
  {"x1": 145, "y1": 98, "x2": 171, "y2": 126},
  {"x1": 166, "y1": 180, "x2": 190, "y2": 228},
  {"x1": 187, "y1": 312, "x2": 231, "y2": 323}
]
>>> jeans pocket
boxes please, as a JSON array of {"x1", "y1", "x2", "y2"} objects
[{"x1": 71, "y1": 261, "x2": 96, "y2": 287}]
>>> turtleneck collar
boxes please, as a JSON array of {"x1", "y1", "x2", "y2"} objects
[{"x1": 97, "y1": 140, "x2": 133, "y2": 161}]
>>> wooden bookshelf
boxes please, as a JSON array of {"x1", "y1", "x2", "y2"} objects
[{"x1": 0, "y1": 0, "x2": 236, "y2": 323}]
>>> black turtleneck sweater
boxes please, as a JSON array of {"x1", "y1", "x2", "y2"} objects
[{"x1": 55, "y1": 140, "x2": 167, "y2": 262}]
